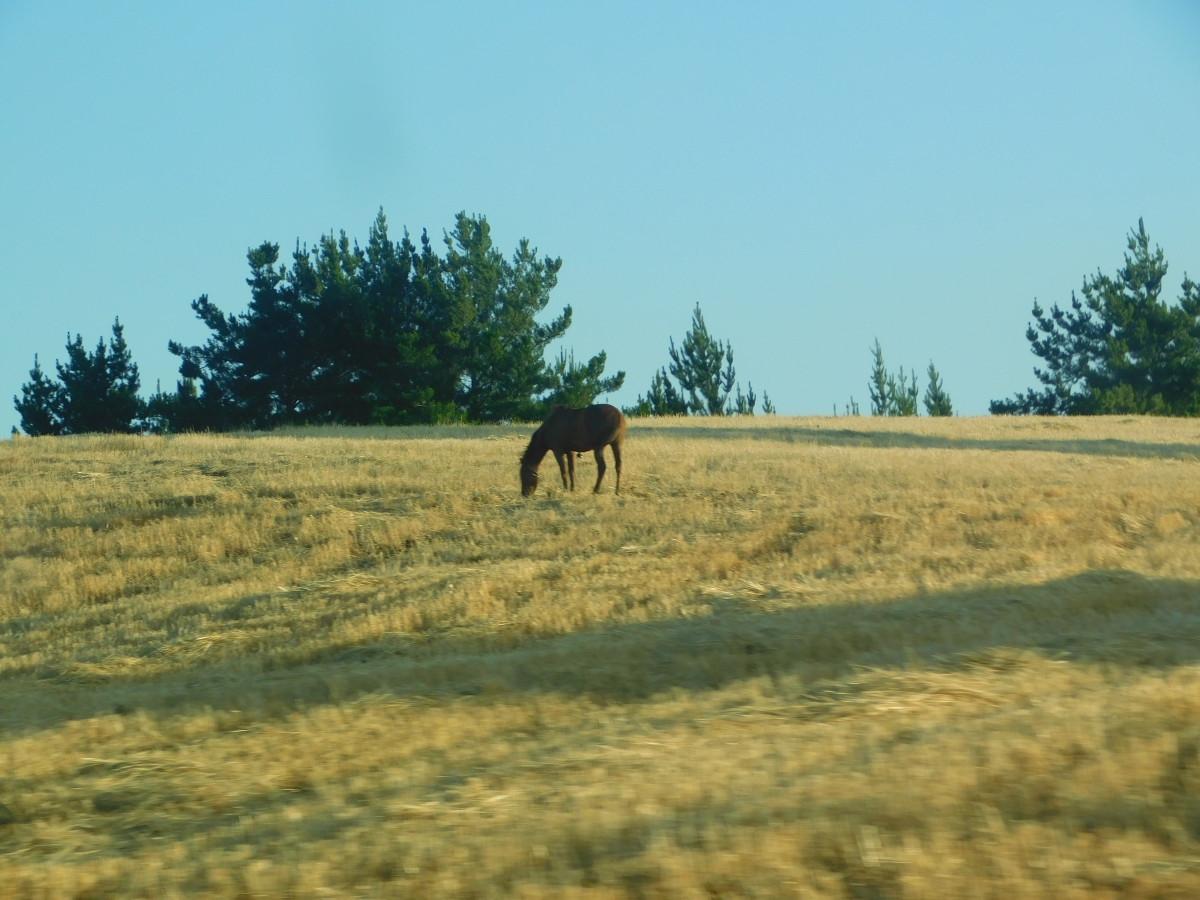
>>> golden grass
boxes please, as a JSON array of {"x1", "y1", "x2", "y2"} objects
[{"x1": 4, "y1": 415, "x2": 1200, "y2": 897}]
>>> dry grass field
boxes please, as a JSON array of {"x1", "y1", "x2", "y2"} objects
[{"x1": 4, "y1": 415, "x2": 1200, "y2": 898}]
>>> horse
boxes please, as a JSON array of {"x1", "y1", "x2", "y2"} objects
[{"x1": 520, "y1": 404, "x2": 625, "y2": 497}]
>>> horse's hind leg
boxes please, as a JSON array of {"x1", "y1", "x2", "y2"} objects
[
  {"x1": 554, "y1": 451, "x2": 569, "y2": 490},
  {"x1": 592, "y1": 447, "x2": 607, "y2": 493},
  {"x1": 567, "y1": 451, "x2": 576, "y2": 490},
  {"x1": 611, "y1": 440, "x2": 622, "y2": 495}
]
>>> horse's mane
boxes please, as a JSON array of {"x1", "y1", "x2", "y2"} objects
[
  {"x1": 520, "y1": 427, "x2": 546, "y2": 468},
  {"x1": 521, "y1": 407, "x2": 571, "y2": 467}
]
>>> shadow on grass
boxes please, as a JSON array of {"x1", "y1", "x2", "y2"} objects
[
  {"x1": 241, "y1": 421, "x2": 1200, "y2": 462},
  {"x1": 630, "y1": 423, "x2": 1200, "y2": 462},
  {"x1": 5, "y1": 569, "x2": 1200, "y2": 735}
]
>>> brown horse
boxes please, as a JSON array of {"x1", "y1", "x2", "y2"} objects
[{"x1": 520, "y1": 404, "x2": 625, "y2": 496}]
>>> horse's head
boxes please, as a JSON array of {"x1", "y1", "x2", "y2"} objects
[{"x1": 520, "y1": 463, "x2": 539, "y2": 497}]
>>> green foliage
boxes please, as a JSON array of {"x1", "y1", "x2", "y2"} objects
[
  {"x1": 624, "y1": 368, "x2": 688, "y2": 417},
  {"x1": 869, "y1": 340, "x2": 890, "y2": 416},
  {"x1": 924, "y1": 362, "x2": 953, "y2": 416},
  {"x1": 543, "y1": 350, "x2": 625, "y2": 411},
  {"x1": 730, "y1": 382, "x2": 758, "y2": 416},
  {"x1": 890, "y1": 367, "x2": 919, "y2": 416},
  {"x1": 17, "y1": 210, "x2": 621, "y2": 434},
  {"x1": 163, "y1": 210, "x2": 617, "y2": 429},
  {"x1": 435, "y1": 213, "x2": 572, "y2": 422},
  {"x1": 15, "y1": 320, "x2": 143, "y2": 435},
  {"x1": 869, "y1": 340, "x2": 920, "y2": 416},
  {"x1": 628, "y1": 305, "x2": 764, "y2": 417},
  {"x1": 14, "y1": 355, "x2": 64, "y2": 436},
  {"x1": 992, "y1": 220, "x2": 1200, "y2": 416},
  {"x1": 167, "y1": 213, "x2": 442, "y2": 429},
  {"x1": 669, "y1": 306, "x2": 736, "y2": 415},
  {"x1": 761, "y1": 391, "x2": 776, "y2": 415},
  {"x1": 143, "y1": 378, "x2": 223, "y2": 433}
]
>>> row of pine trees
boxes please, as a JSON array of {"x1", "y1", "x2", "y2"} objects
[
  {"x1": 17, "y1": 212, "x2": 627, "y2": 435},
  {"x1": 13, "y1": 210, "x2": 772, "y2": 436},
  {"x1": 14, "y1": 216, "x2": 1200, "y2": 434}
]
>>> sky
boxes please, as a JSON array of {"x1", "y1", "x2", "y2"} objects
[{"x1": 3, "y1": 1, "x2": 1200, "y2": 432}]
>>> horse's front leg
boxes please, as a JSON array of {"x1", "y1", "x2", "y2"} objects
[
  {"x1": 567, "y1": 451, "x2": 576, "y2": 490},
  {"x1": 554, "y1": 451, "x2": 569, "y2": 490}
]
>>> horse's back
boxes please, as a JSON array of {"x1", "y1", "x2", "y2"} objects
[
  {"x1": 590, "y1": 404, "x2": 625, "y2": 444},
  {"x1": 540, "y1": 403, "x2": 624, "y2": 451}
]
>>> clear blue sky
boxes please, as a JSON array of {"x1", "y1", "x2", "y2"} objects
[{"x1": 3, "y1": 1, "x2": 1199, "y2": 431}]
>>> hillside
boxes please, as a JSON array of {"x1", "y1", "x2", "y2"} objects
[{"x1": 4, "y1": 416, "x2": 1200, "y2": 898}]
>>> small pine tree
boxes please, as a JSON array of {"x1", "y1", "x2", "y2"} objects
[
  {"x1": 629, "y1": 305, "x2": 768, "y2": 417},
  {"x1": 870, "y1": 340, "x2": 919, "y2": 416},
  {"x1": 924, "y1": 362, "x2": 953, "y2": 416},
  {"x1": 869, "y1": 339, "x2": 890, "y2": 415},
  {"x1": 541, "y1": 349, "x2": 626, "y2": 411},
  {"x1": 624, "y1": 368, "x2": 688, "y2": 417},
  {"x1": 55, "y1": 319, "x2": 143, "y2": 433},
  {"x1": 143, "y1": 377, "x2": 220, "y2": 433},
  {"x1": 761, "y1": 391, "x2": 776, "y2": 415},
  {"x1": 14, "y1": 354, "x2": 65, "y2": 436},
  {"x1": 731, "y1": 382, "x2": 757, "y2": 416},
  {"x1": 14, "y1": 320, "x2": 144, "y2": 435},
  {"x1": 668, "y1": 305, "x2": 736, "y2": 415},
  {"x1": 889, "y1": 367, "x2": 919, "y2": 416}
]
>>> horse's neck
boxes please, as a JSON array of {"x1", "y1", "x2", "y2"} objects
[{"x1": 523, "y1": 432, "x2": 549, "y2": 467}]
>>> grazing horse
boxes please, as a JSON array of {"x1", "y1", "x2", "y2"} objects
[{"x1": 520, "y1": 404, "x2": 625, "y2": 497}]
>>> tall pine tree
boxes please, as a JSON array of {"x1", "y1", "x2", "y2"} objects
[
  {"x1": 992, "y1": 220, "x2": 1200, "y2": 415},
  {"x1": 668, "y1": 305, "x2": 736, "y2": 415},
  {"x1": 924, "y1": 362, "x2": 953, "y2": 416}
]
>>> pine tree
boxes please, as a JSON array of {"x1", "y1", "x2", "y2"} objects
[
  {"x1": 624, "y1": 368, "x2": 688, "y2": 417},
  {"x1": 55, "y1": 319, "x2": 143, "y2": 433},
  {"x1": 924, "y1": 362, "x2": 953, "y2": 416},
  {"x1": 14, "y1": 320, "x2": 144, "y2": 434},
  {"x1": 629, "y1": 305, "x2": 767, "y2": 417},
  {"x1": 869, "y1": 339, "x2": 890, "y2": 415},
  {"x1": 543, "y1": 349, "x2": 625, "y2": 410},
  {"x1": 869, "y1": 340, "x2": 920, "y2": 416},
  {"x1": 167, "y1": 209, "x2": 619, "y2": 428},
  {"x1": 143, "y1": 377, "x2": 221, "y2": 433},
  {"x1": 731, "y1": 382, "x2": 757, "y2": 416},
  {"x1": 668, "y1": 305, "x2": 736, "y2": 415},
  {"x1": 992, "y1": 219, "x2": 1200, "y2": 415},
  {"x1": 888, "y1": 367, "x2": 919, "y2": 416},
  {"x1": 14, "y1": 354, "x2": 65, "y2": 436},
  {"x1": 169, "y1": 240, "x2": 317, "y2": 430},
  {"x1": 435, "y1": 213, "x2": 571, "y2": 422}
]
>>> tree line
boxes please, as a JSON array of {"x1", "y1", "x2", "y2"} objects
[
  {"x1": 844, "y1": 219, "x2": 1200, "y2": 418},
  {"x1": 14, "y1": 209, "x2": 773, "y2": 436},
  {"x1": 16, "y1": 211, "x2": 627, "y2": 434},
  {"x1": 15, "y1": 217, "x2": 1200, "y2": 433},
  {"x1": 863, "y1": 340, "x2": 953, "y2": 417}
]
